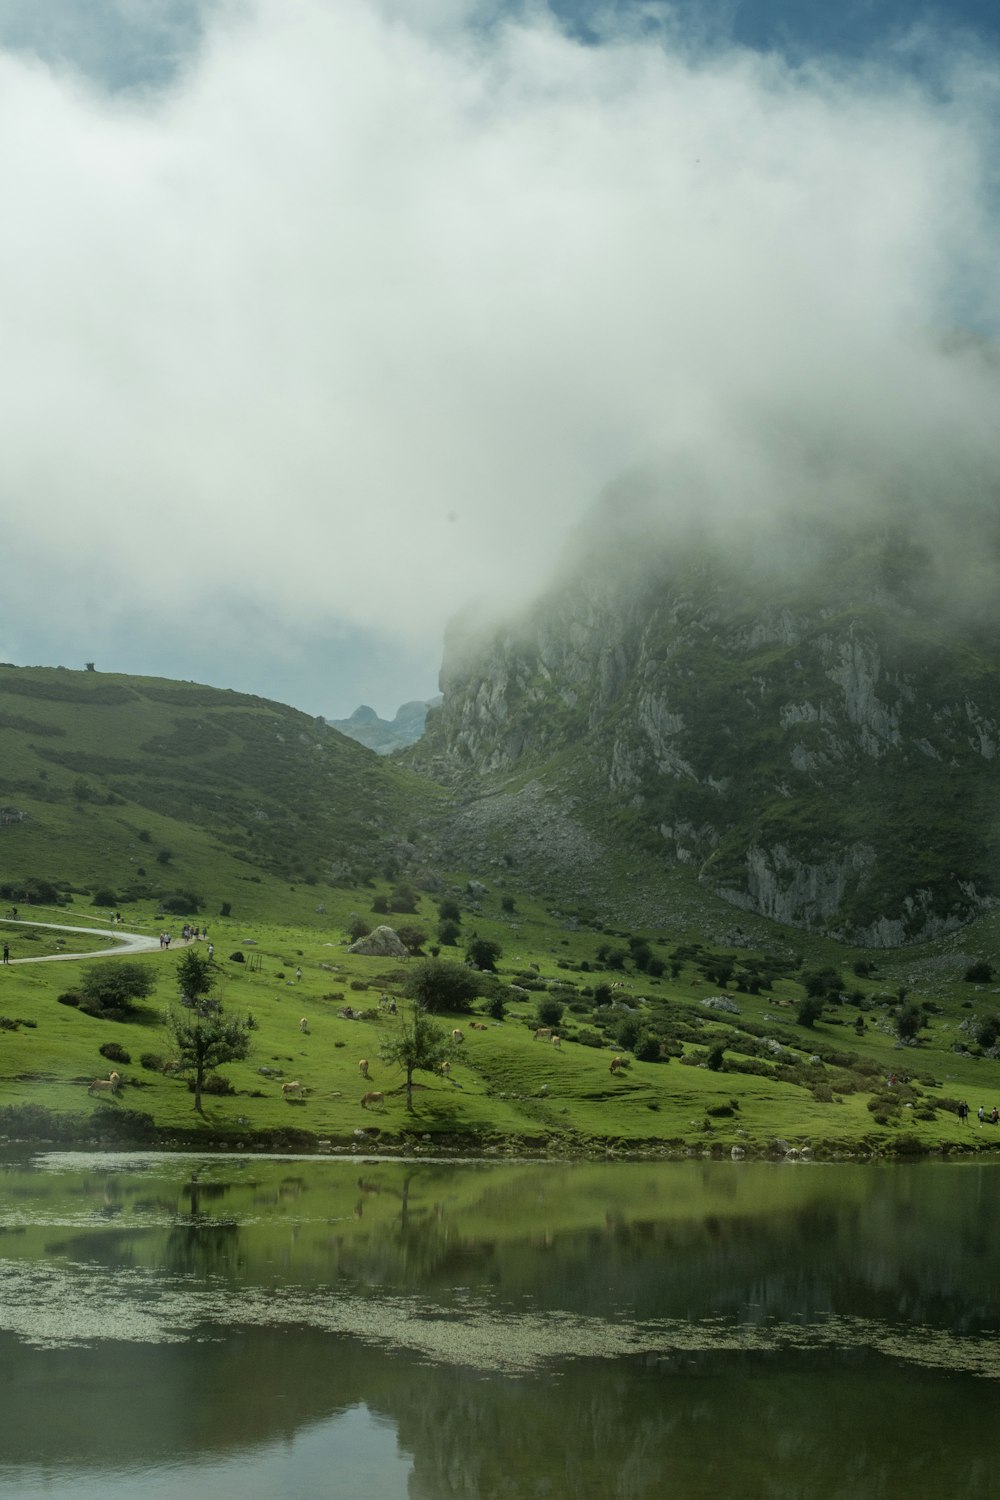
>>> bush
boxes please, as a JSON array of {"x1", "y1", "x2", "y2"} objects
[
  {"x1": 706, "y1": 1043, "x2": 726, "y2": 1071},
  {"x1": 706, "y1": 1103, "x2": 735, "y2": 1117},
  {"x1": 438, "y1": 920, "x2": 461, "y2": 946},
  {"x1": 466, "y1": 938, "x2": 502, "y2": 971},
  {"x1": 160, "y1": 892, "x2": 201, "y2": 916},
  {"x1": 92, "y1": 888, "x2": 118, "y2": 907},
  {"x1": 574, "y1": 1027, "x2": 605, "y2": 1048},
  {"x1": 485, "y1": 992, "x2": 507, "y2": 1021},
  {"x1": 229, "y1": 951, "x2": 245, "y2": 963},
  {"x1": 593, "y1": 983, "x2": 613, "y2": 1006},
  {"x1": 372, "y1": 894, "x2": 389, "y2": 915},
  {"x1": 797, "y1": 995, "x2": 825, "y2": 1028},
  {"x1": 347, "y1": 915, "x2": 370, "y2": 942},
  {"x1": 438, "y1": 899, "x2": 461, "y2": 923},
  {"x1": 80, "y1": 962, "x2": 156, "y2": 1016},
  {"x1": 634, "y1": 1033, "x2": 662, "y2": 1063},
  {"x1": 964, "y1": 961, "x2": 995, "y2": 983},
  {"x1": 406, "y1": 959, "x2": 481, "y2": 1014},
  {"x1": 501, "y1": 896, "x2": 516, "y2": 913},
  {"x1": 188, "y1": 1073, "x2": 234, "y2": 1096},
  {"x1": 56, "y1": 991, "x2": 80, "y2": 1007},
  {"x1": 140, "y1": 1052, "x2": 166, "y2": 1071},
  {"x1": 536, "y1": 997, "x2": 565, "y2": 1029},
  {"x1": 396, "y1": 926, "x2": 428, "y2": 955},
  {"x1": 99, "y1": 1042, "x2": 131, "y2": 1064}
]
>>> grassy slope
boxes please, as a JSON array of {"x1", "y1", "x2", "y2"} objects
[{"x1": 1, "y1": 883, "x2": 1000, "y2": 1157}]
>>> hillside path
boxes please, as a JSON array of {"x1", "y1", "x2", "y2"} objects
[{"x1": 0, "y1": 918, "x2": 192, "y2": 964}]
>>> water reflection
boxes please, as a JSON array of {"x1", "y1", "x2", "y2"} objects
[{"x1": 0, "y1": 1153, "x2": 998, "y2": 1497}]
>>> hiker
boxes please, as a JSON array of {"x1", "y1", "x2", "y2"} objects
[
  {"x1": 958, "y1": 1101, "x2": 969, "y2": 1124},
  {"x1": 2, "y1": 942, "x2": 8, "y2": 964},
  {"x1": 978, "y1": 1105, "x2": 985, "y2": 1126}
]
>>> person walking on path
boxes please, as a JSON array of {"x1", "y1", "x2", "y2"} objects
[{"x1": 2, "y1": 942, "x2": 8, "y2": 964}]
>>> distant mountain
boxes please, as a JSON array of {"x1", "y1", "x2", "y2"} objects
[{"x1": 328, "y1": 698, "x2": 441, "y2": 754}]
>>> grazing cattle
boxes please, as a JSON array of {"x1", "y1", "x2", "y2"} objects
[
  {"x1": 468, "y1": 1021, "x2": 488, "y2": 1031},
  {"x1": 551, "y1": 1034, "x2": 561, "y2": 1049},
  {"x1": 451, "y1": 1029, "x2": 464, "y2": 1043},
  {"x1": 358, "y1": 1059, "x2": 370, "y2": 1079},
  {"x1": 360, "y1": 1090, "x2": 385, "y2": 1109},
  {"x1": 438, "y1": 1060, "x2": 451, "y2": 1075},
  {"x1": 609, "y1": 1055, "x2": 625, "y2": 1074},
  {"x1": 534, "y1": 1027, "x2": 551, "y2": 1041},
  {"x1": 281, "y1": 1080, "x2": 303, "y2": 1097},
  {"x1": 299, "y1": 1017, "x2": 309, "y2": 1033},
  {"x1": 88, "y1": 1071, "x2": 121, "y2": 1097}
]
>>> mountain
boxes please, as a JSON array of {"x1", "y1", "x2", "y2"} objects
[
  {"x1": 0, "y1": 666, "x2": 440, "y2": 905},
  {"x1": 327, "y1": 698, "x2": 441, "y2": 754},
  {"x1": 410, "y1": 487, "x2": 1000, "y2": 947}
]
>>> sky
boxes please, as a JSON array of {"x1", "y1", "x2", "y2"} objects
[{"x1": 0, "y1": 0, "x2": 998, "y2": 719}]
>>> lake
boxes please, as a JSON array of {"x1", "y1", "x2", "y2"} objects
[{"x1": 0, "y1": 1150, "x2": 997, "y2": 1498}]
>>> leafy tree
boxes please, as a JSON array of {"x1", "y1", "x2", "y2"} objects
[
  {"x1": 974, "y1": 1015, "x2": 1000, "y2": 1049},
  {"x1": 536, "y1": 997, "x2": 565, "y2": 1029},
  {"x1": 593, "y1": 983, "x2": 614, "y2": 1007},
  {"x1": 485, "y1": 992, "x2": 506, "y2": 1021},
  {"x1": 615, "y1": 1017, "x2": 640, "y2": 1051},
  {"x1": 438, "y1": 899, "x2": 461, "y2": 924},
  {"x1": 466, "y1": 937, "x2": 502, "y2": 971},
  {"x1": 705, "y1": 1043, "x2": 726, "y2": 1071},
  {"x1": 347, "y1": 914, "x2": 370, "y2": 942},
  {"x1": 896, "y1": 1003, "x2": 925, "y2": 1043},
  {"x1": 802, "y1": 967, "x2": 844, "y2": 998},
  {"x1": 379, "y1": 1003, "x2": 452, "y2": 1111},
  {"x1": 500, "y1": 895, "x2": 516, "y2": 914},
  {"x1": 395, "y1": 925, "x2": 428, "y2": 955},
  {"x1": 796, "y1": 994, "x2": 825, "y2": 1028},
  {"x1": 371, "y1": 894, "x2": 389, "y2": 915},
  {"x1": 405, "y1": 958, "x2": 481, "y2": 1014},
  {"x1": 634, "y1": 1032, "x2": 662, "y2": 1062},
  {"x1": 80, "y1": 962, "x2": 156, "y2": 1017},
  {"x1": 437, "y1": 920, "x2": 461, "y2": 946},
  {"x1": 169, "y1": 950, "x2": 255, "y2": 1114}
]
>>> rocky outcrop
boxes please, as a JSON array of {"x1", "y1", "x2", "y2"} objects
[
  {"x1": 328, "y1": 699, "x2": 441, "y2": 754},
  {"x1": 348, "y1": 925, "x2": 408, "y2": 957},
  {"x1": 412, "y1": 510, "x2": 1000, "y2": 945}
]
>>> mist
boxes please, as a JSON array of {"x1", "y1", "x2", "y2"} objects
[{"x1": 0, "y1": 0, "x2": 997, "y2": 713}]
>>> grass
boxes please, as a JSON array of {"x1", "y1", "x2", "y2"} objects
[{"x1": 1, "y1": 882, "x2": 1000, "y2": 1158}]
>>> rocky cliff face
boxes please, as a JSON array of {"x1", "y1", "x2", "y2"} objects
[{"x1": 414, "y1": 509, "x2": 1000, "y2": 945}]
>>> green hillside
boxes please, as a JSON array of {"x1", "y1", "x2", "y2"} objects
[{"x1": 0, "y1": 664, "x2": 441, "y2": 917}]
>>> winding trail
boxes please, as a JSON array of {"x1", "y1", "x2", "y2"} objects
[{"x1": 0, "y1": 918, "x2": 188, "y2": 964}]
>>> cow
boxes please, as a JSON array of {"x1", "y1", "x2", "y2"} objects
[
  {"x1": 534, "y1": 1027, "x2": 551, "y2": 1041},
  {"x1": 281, "y1": 1080, "x2": 303, "y2": 1097},
  {"x1": 88, "y1": 1071, "x2": 121, "y2": 1097},
  {"x1": 438, "y1": 1060, "x2": 451, "y2": 1075},
  {"x1": 451, "y1": 1029, "x2": 464, "y2": 1043},
  {"x1": 551, "y1": 1034, "x2": 561, "y2": 1049},
  {"x1": 468, "y1": 1021, "x2": 488, "y2": 1031},
  {"x1": 299, "y1": 1017, "x2": 309, "y2": 1033},
  {"x1": 358, "y1": 1059, "x2": 370, "y2": 1079},
  {"x1": 360, "y1": 1090, "x2": 385, "y2": 1109},
  {"x1": 609, "y1": 1055, "x2": 625, "y2": 1074}
]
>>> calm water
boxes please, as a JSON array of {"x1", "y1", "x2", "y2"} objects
[{"x1": 0, "y1": 1150, "x2": 998, "y2": 1498}]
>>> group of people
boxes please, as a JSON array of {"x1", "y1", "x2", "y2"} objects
[
  {"x1": 957, "y1": 1101, "x2": 1000, "y2": 1126},
  {"x1": 157, "y1": 926, "x2": 209, "y2": 949}
]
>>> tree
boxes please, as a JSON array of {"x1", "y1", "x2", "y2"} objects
[
  {"x1": 896, "y1": 1002, "x2": 925, "y2": 1044},
  {"x1": 169, "y1": 950, "x2": 255, "y2": 1113},
  {"x1": 395, "y1": 924, "x2": 428, "y2": 955},
  {"x1": 347, "y1": 913, "x2": 370, "y2": 942},
  {"x1": 80, "y1": 961, "x2": 156, "y2": 1017},
  {"x1": 797, "y1": 994, "x2": 825, "y2": 1028},
  {"x1": 466, "y1": 937, "x2": 502, "y2": 971},
  {"x1": 438, "y1": 899, "x2": 461, "y2": 924},
  {"x1": 405, "y1": 958, "x2": 481, "y2": 1014},
  {"x1": 537, "y1": 997, "x2": 565, "y2": 1029},
  {"x1": 437, "y1": 919, "x2": 461, "y2": 946},
  {"x1": 379, "y1": 1002, "x2": 452, "y2": 1111}
]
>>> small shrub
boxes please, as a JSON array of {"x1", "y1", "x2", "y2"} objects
[
  {"x1": 706, "y1": 1103, "x2": 735, "y2": 1117},
  {"x1": 229, "y1": 951, "x2": 245, "y2": 963},
  {"x1": 634, "y1": 1033, "x2": 662, "y2": 1063},
  {"x1": 92, "y1": 888, "x2": 118, "y2": 907},
  {"x1": 99, "y1": 1042, "x2": 131, "y2": 1064},
  {"x1": 56, "y1": 991, "x2": 80, "y2": 1007},
  {"x1": 189, "y1": 1073, "x2": 234, "y2": 1096},
  {"x1": 964, "y1": 961, "x2": 994, "y2": 983},
  {"x1": 486, "y1": 992, "x2": 507, "y2": 1021},
  {"x1": 140, "y1": 1052, "x2": 166, "y2": 1071},
  {"x1": 350, "y1": 979, "x2": 368, "y2": 992}
]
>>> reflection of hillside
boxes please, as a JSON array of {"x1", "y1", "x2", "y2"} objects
[{"x1": 2, "y1": 1325, "x2": 993, "y2": 1498}]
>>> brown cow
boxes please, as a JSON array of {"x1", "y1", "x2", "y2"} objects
[
  {"x1": 534, "y1": 1027, "x2": 551, "y2": 1041},
  {"x1": 360, "y1": 1090, "x2": 385, "y2": 1109},
  {"x1": 281, "y1": 1080, "x2": 303, "y2": 1097},
  {"x1": 451, "y1": 1029, "x2": 464, "y2": 1043},
  {"x1": 438, "y1": 1060, "x2": 451, "y2": 1075},
  {"x1": 609, "y1": 1055, "x2": 625, "y2": 1074}
]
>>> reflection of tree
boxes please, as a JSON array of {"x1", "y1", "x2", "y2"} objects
[{"x1": 161, "y1": 1166, "x2": 241, "y2": 1280}]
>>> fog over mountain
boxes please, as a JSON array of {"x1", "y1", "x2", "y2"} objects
[{"x1": 0, "y1": 1, "x2": 996, "y2": 715}]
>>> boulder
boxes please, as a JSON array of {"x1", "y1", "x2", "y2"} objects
[{"x1": 348, "y1": 924, "x2": 408, "y2": 958}]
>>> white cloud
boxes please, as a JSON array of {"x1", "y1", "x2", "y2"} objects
[{"x1": 0, "y1": 0, "x2": 997, "y2": 708}]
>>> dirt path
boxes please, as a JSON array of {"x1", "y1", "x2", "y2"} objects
[{"x1": 0, "y1": 918, "x2": 191, "y2": 965}]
